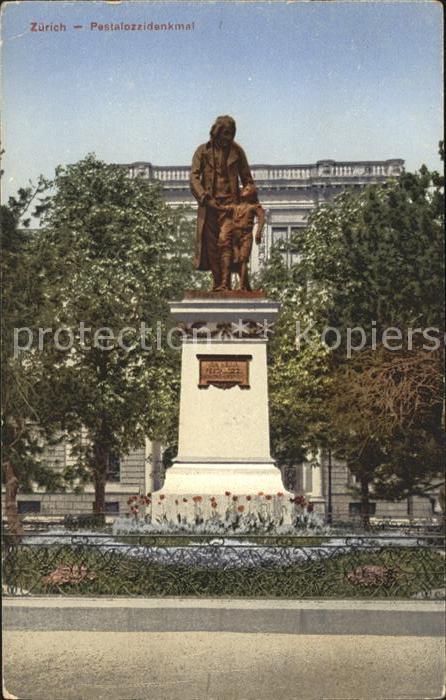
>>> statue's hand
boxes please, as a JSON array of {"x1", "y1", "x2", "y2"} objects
[{"x1": 206, "y1": 198, "x2": 220, "y2": 210}]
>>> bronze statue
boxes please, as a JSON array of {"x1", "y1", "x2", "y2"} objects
[
  {"x1": 217, "y1": 184, "x2": 265, "y2": 291},
  {"x1": 190, "y1": 115, "x2": 255, "y2": 291}
]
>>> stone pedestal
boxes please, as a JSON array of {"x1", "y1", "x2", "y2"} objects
[{"x1": 156, "y1": 293, "x2": 289, "y2": 506}]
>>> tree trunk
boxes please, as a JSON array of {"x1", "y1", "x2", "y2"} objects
[
  {"x1": 3, "y1": 458, "x2": 24, "y2": 536},
  {"x1": 360, "y1": 477, "x2": 371, "y2": 531},
  {"x1": 407, "y1": 495, "x2": 414, "y2": 520},
  {"x1": 92, "y1": 444, "x2": 108, "y2": 526},
  {"x1": 438, "y1": 484, "x2": 445, "y2": 534},
  {"x1": 327, "y1": 448, "x2": 333, "y2": 526}
]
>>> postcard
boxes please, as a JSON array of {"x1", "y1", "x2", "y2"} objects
[{"x1": 2, "y1": 2, "x2": 444, "y2": 699}]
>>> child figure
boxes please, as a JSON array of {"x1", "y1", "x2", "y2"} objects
[{"x1": 217, "y1": 184, "x2": 265, "y2": 291}]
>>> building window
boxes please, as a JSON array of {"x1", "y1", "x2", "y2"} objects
[
  {"x1": 18, "y1": 501, "x2": 41, "y2": 514},
  {"x1": 271, "y1": 227, "x2": 288, "y2": 244},
  {"x1": 270, "y1": 228, "x2": 289, "y2": 265},
  {"x1": 349, "y1": 502, "x2": 376, "y2": 516},
  {"x1": 348, "y1": 472, "x2": 361, "y2": 486},
  {"x1": 104, "y1": 501, "x2": 120, "y2": 515},
  {"x1": 429, "y1": 497, "x2": 439, "y2": 515},
  {"x1": 283, "y1": 465, "x2": 298, "y2": 491},
  {"x1": 107, "y1": 453, "x2": 121, "y2": 482},
  {"x1": 289, "y1": 227, "x2": 301, "y2": 258}
]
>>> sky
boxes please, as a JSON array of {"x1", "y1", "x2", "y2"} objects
[{"x1": 1, "y1": 1, "x2": 443, "y2": 202}]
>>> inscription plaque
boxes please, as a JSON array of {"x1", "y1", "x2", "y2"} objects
[{"x1": 197, "y1": 354, "x2": 252, "y2": 390}]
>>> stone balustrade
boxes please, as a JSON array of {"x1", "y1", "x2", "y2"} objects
[{"x1": 126, "y1": 159, "x2": 404, "y2": 184}]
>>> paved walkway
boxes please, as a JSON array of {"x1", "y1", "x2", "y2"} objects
[
  {"x1": 3, "y1": 598, "x2": 445, "y2": 699},
  {"x1": 3, "y1": 629, "x2": 444, "y2": 700},
  {"x1": 4, "y1": 597, "x2": 445, "y2": 635}
]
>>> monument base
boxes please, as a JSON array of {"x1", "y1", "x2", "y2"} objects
[
  {"x1": 160, "y1": 461, "x2": 286, "y2": 495},
  {"x1": 149, "y1": 295, "x2": 299, "y2": 523},
  {"x1": 151, "y1": 462, "x2": 295, "y2": 522}
]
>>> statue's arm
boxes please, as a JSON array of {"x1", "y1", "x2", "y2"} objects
[
  {"x1": 190, "y1": 147, "x2": 209, "y2": 205},
  {"x1": 255, "y1": 205, "x2": 265, "y2": 243},
  {"x1": 237, "y1": 146, "x2": 255, "y2": 187}
]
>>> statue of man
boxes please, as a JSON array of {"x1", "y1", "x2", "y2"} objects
[{"x1": 190, "y1": 115, "x2": 254, "y2": 291}]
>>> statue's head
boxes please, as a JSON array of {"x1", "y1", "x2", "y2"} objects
[
  {"x1": 210, "y1": 115, "x2": 236, "y2": 147},
  {"x1": 240, "y1": 184, "x2": 258, "y2": 203}
]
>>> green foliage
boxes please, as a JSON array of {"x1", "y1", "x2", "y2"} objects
[
  {"x1": 327, "y1": 346, "x2": 444, "y2": 504},
  {"x1": 5, "y1": 540, "x2": 444, "y2": 598},
  {"x1": 371, "y1": 426, "x2": 445, "y2": 501},
  {"x1": 259, "y1": 247, "x2": 332, "y2": 470},
  {"x1": 267, "y1": 306, "x2": 332, "y2": 468},
  {"x1": 260, "y1": 155, "x2": 444, "y2": 506},
  {"x1": 297, "y1": 168, "x2": 444, "y2": 336},
  {"x1": 37, "y1": 155, "x2": 199, "y2": 507},
  {"x1": 1, "y1": 179, "x2": 65, "y2": 494}
]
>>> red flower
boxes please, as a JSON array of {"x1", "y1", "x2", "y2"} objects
[
  {"x1": 277, "y1": 492, "x2": 284, "y2": 497},
  {"x1": 265, "y1": 495, "x2": 272, "y2": 501},
  {"x1": 232, "y1": 495, "x2": 238, "y2": 502},
  {"x1": 183, "y1": 498, "x2": 188, "y2": 503},
  {"x1": 237, "y1": 505, "x2": 245, "y2": 513},
  {"x1": 246, "y1": 495, "x2": 252, "y2": 501},
  {"x1": 293, "y1": 495, "x2": 307, "y2": 507},
  {"x1": 175, "y1": 499, "x2": 179, "y2": 506},
  {"x1": 192, "y1": 495, "x2": 203, "y2": 503},
  {"x1": 307, "y1": 502, "x2": 314, "y2": 513},
  {"x1": 211, "y1": 501, "x2": 218, "y2": 509},
  {"x1": 258, "y1": 491, "x2": 264, "y2": 496},
  {"x1": 159, "y1": 494, "x2": 166, "y2": 501},
  {"x1": 225, "y1": 491, "x2": 231, "y2": 497}
]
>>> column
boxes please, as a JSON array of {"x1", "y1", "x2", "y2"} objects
[
  {"x1": 312, "y1": 462, "x2": 323, "y2": 499},
  {"x1": 144, "y1": 438, "x2": 156, "y2": 493}
]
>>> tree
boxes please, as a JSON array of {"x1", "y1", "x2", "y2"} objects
[
  {"x1": 1, "y1": 179, "x2": 65, "y2": 535},
  {"x1": 298, "y1": 164, "x2": 444, "y2": 336},
  {"x1": 327, "y1": 345, "x2": 444, "y2": 523},
  {"x1": 258, "y1": 249, "x2": 333, "y2": 486},
  {"x1": 38, "y1": 155, "x2": 199, "y2": 521},
  {"x1": 297, "y1": 161, "x2": 444, "y2": 521},
  {"x1": 260, "y1": 156, "x2": 444, "y2": 522}
]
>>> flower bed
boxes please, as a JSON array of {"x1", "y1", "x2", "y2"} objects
[{"x1": 120, "y1": 491, "x2": 325, "y2": 535}]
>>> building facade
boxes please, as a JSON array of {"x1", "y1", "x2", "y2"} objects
[
  {"x1": 8, "y1": 436, "x2": 165, "y2": 521},
  {"x1": 11, "y1": 437, "x2": 436, "y2": 523}
]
